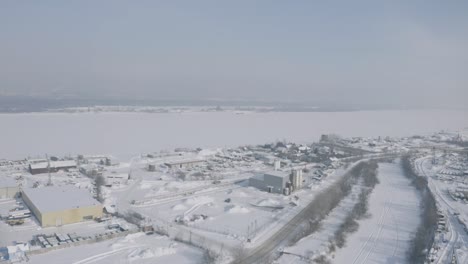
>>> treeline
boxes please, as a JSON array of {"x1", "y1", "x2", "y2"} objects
[
  {"x1": 401, "y1": 155, "x2": 438, "y2": 263},
  {"x1": 288, "y1": 160, "x2": 379, "y2": 248},
  {"x1": 333, "y1": 161, "x2": 379, "y2": 248}
]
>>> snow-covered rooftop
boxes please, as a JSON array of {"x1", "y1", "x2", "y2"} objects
[
  {"x1": 165, "y1": 159, "x2": 205, "y2": 165},
  {"x1": 0, "y1": 177, "x2": 17, "y2": 188},
  {"x1": 22, "y1": 186, "x2": 101, "y2": 213},
  {"x1": 29, "y1": 160, "x2": 77, "y2": 170},
  {"x1": 264, "y1": 171, "x2": 290, "y2": 178}
]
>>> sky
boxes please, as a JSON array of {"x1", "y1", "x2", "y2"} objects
[{"x1": 1, "y1": 1, "x2": 467, "y2": 108}]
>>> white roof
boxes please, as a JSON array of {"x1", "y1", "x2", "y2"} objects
[
  {"x1": 30, "y1": 160, "x2": 77, "y2": 170},
  {"x1": 264, "y1": 171, "x2": 289, "y2": 179},
  {"x1": 22, "y1": 186, "x2": 101, "y2": 213},
  {"x1": 0, "y1": 177, "x2": 17, "y2": 188},
  {"x1": 165, "y1": 159, "x2": 205, "y2": 165}
]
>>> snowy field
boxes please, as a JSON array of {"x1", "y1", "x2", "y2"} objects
[
  {"x1": 277, "y1": 162, "x2": 421, "y2": 264},
  {"x1": 1, "y1": 109, "x2": 468, "y2": 159},
  {"x1": 333, "y1": 162, "x2": 421, "y2": 264},
  {"x1": 28, "y1": 232, "x2": 203, "y2": 264}
]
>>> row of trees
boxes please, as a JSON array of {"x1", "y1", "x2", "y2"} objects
[
  {"x1": 401, "y1": 155, "x2": 438, "y2": 263},
  {"x1": 333, "y1": 161, "x2": 379, "y2": 248},
  {"x1": 288, "y1": 161, "x2": 380, "y2": 251}
]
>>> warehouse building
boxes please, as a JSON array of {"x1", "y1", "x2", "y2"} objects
[
  {"x1": 249, "y1": 171, "x2": 291, "y2": 194},
  {"x1": 29, "y1": 160, "x2": 77, "y2": 175},
  {"x1": 0, "y1": 177, "x2": 19, "y2": 199},
  {"x1": 249, "y1": 169, "x2": 304, "y2": 195},
  {"x1": 21, "y1": 186, "x2": 102, "y2": 227}
]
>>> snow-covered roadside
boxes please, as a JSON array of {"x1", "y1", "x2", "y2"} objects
[
  {"x1": 333, "y1": 162, "x2": 421, "y2": 264},
  {"x1": 276, "y1": 183, "x2": 363, "y2": 263}
]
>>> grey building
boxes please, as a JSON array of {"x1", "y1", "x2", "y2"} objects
[{"x1": 249, "y1": 171, "x2": 290, "y2": 194}]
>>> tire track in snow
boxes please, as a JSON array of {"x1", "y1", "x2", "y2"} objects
[
  {"x1": 361, "y1": 200, "x2": 391, "y2": 264},
  {"x1": 71, "y1": 245, "x2": 141, "y2": 264},
  {"x1": 351, "y1": 195, "x2": 390, "y2": 264},
  {"x1": 390, "y1": 210, "x2": 400, "y2": 258}
]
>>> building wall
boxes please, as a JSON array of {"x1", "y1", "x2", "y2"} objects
[
  {"x1": 41, "y1": 205, "x2": 103, "y2": 227},
  {"x1": 264, "y1": 174, "x2": 288, "y2": 194},
  {"x1": 249, "y1": 177, "x2": 268, "y2": 192},
  {"x1": 249, "y1": 174, "x2": 287, "y2": 194},
  {"x1": 29, "y1": 165, "x2": 76, "y2": 175},
  {"x1": 21, "y1": 190, "x2": 43, "y2": 224},
  {"x1": 0, "y1": 187, "x2": 19, "y2": 199}
]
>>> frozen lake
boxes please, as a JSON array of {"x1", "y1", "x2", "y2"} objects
[{"x1": 1, "y1": 109, "x2": 467, "y2": 159}]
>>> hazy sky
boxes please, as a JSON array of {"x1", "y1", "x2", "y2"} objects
[{"x1": 1, "y1": 1, "x2": 467, "y2": 108}]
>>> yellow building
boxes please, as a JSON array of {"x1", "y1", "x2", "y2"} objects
[{"x1": 21, "y1": 186, "x2": 103, "y2": 227}]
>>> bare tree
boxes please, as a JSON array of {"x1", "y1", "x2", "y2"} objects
[
  {"x1": 201, "y1": 249, "x2": 220, "y2": 264},
  {"x1": 95, "y1": 175, "x2": 106, "y2": 202},
  {"x1": 230, "y1": 245, "x2": 248, "y2": 264},
  {"x1": 176, "y1": 171, "x2": 187, "y2": 181}
]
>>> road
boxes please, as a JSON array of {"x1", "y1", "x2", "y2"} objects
[{"x1": 415, "y1": 157, "x2": 468, "y2": 264}]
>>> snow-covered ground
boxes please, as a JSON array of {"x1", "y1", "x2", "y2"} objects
[
  {"x1": 276, "y1": 162, "x2": 422, "y2": 264},
  {"x1": 28, "y1": 232, "x2": 203, "y2": 264},
  {"x1": 415, "y1": 156, "x2": 468, "y2": 264},
  {"x1": 1, "y1": 110, "x2": 467, "y2": 159},
  {"x1": 332, "y1": 162, "x2": 421, "y2": 264},
  {"x1": 277, "y1": 183, "x2": 363, "y2": 263}
]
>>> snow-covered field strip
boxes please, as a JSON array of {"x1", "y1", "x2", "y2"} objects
[
  {"x1": 333, "y1": 162, "x2": 421, "y2": 264},
  {"x1": 277, "y1": 184, "x2": 363, "y2": 263}
]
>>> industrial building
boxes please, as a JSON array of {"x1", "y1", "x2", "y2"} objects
[
  {"x1": 249, "y1": 171, "x2": 290, "y2": 194},
  {"x1": 29, "y1": 160, "x2": 77, "y2": 175},
  {"x1": 165, "y1": 159, "x2": 205, "y2": 170},
  {"x1": 21, "y1": 186, "x2": 103, "y2": 227},
  {"x1": 249, "y1": 169, "x2": 304, "y2": 195},
  {"x1": 0, "y1": 177, "x2": 19, "y2": 199}
]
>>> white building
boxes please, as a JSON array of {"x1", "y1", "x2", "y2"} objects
[
  {"x1": 274, "y1": 160, "x2": 281, "y2": 171},
  {"x1": 291, "y1": 169, "x2": 303, "y2": 189}
]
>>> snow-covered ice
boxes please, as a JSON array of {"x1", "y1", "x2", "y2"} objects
[{"x1": 1, "y1": 110, "x2": 467, "y2": 159}]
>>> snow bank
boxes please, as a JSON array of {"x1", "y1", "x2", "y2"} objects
[
  {"x1": 172, "y1": 204, "x2": 187, "y2": 211},
  {"x1": 225, "y1": 205, "x2": 250, "y2": 214},
  {"x1": 140, "y1": 181, "x2": 153, "y2": 190},
  {"x1": 256, "y1": 198, "x2": 282, "y2": 207},
  {"x1": 234, "y1": 190, "x2": 249, "y2": 197},
  {"x1": 127, "y1": 247, "x2": 176, "y2": 261},
  {"x1": 112, "y1": 233, "x2": 146, "y2": 249},
  {"x1": 197, "y1": 148, "x2": 222, "y2": 157},
  {"x1": 184, "y1": 196, "x2": 213, "y2": 205}
]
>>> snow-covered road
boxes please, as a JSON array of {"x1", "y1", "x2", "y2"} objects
[{"x1": 415, "y1": 157, "x2": 468, "y2": 264}]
